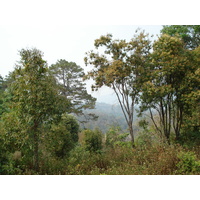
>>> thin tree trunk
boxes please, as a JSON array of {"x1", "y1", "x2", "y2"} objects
[
  {"x1": 129, "y1": 121, "x2": 135, "y2": 147},
  {"x1": 33, "y1": 120, "x2": 39, "y2": 172},
  {"x1": 175, "y1": 107, "x2": 183, "y2": 140},
  {"x1": 112, "y1": 83, "x2": 135, "y2": 147}
]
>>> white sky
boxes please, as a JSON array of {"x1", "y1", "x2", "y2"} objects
[
  {"x1": 0, "y1": 25, "x2": 162, "y2": 78},
  {"x1": 0, "y1": 0, "x2": 197, "y2": 103},
  {"x1": 0, "y1": 25, "x2": 162, "y2": 102}
]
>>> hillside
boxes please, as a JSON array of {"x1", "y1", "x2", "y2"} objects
[{"x1": 79, "y1": 102, "x2": 140, "y2": 133}]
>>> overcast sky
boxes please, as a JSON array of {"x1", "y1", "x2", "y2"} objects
[
  {"x1": 0, "y1": 25, "x2": 162, "y2": 77},
  {"x1": 0, "y1": 25, "x2": 162, "y2": 103},
  {"x1": 0, "y1": 0, "x2": 196, "y2": 103}
]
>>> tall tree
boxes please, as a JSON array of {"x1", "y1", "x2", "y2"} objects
[
  {"x1": 49, "y1": 59, "x2": 97, "y2": 123},
  {"x1": 140, "y1": 34, "x2": 199, "y2": 142},
  {"x1": 11, "y1": 48, "x2": 69, "y2": 171},
  {"x1": 0, "y1": 73, "x2": 17, "y2": 117},
  {"x1": 0, "y1": 75, "x2": 5, "y2": 116},
  {"x1": 181, "y1": 45, "x2": 200, "y2": 138},
  {"x1": 84, "y1": 31, "x2": 151, "y2": 146},
  {"x1": 161, "y1": 25, "x2": 200, "y2": 50},
  {"x1": 0, "y1": 75, "x2": 4, "y2": 91},
  {"x1": 161, "y1": 25, "x2": 200, "y2": 140}
]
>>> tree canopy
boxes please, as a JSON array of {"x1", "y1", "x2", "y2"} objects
[
  {"x1": 49, "y1": 59, "x2": 97, "y2": 123},
  {"x1": 161, "y1": 25, "x2": 200, "y2": 49},
  {"x1": 85, "y1": 30, "x2": 152, "y2": 146},
  {"x1": 7, "y1": 48, "x2": 70, "y2": 171}
]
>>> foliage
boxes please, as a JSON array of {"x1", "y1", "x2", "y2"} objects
[
  {"x1": 135, "y1": 132, "x2": 153, "y2": 148},
  {"x1": 85, "y1": 30, "x2": 152, "y2": 145},
  {"x1": 0, "y1": 110, "x2": 27, "y2": 152},
  {"x1": 176, "y1": 151, "x2": 200, "y2": 174},
  {"x1": 0, "y1": 27, "x2": 200, "y2": 175},
  {"x1": 2, "y1": 119, "x2": 200, "y2": 175},
  {"x1": 9, "y1": 48, "x2": 70, "y2": 171},
  {"x1": 0, "y1": 128, "x2": 9, "y2": 174},
  {"x1": 0, "y1": 75, "x2": 6, "y2": 116},
  {"x1": 65, "y1": 140, "x2": 199, "y2": 175},
  {"x1": 105, "y1": 126, "x2": 130, "y2": 148},
  {"x1": 161, "y1": 25, "x2": 200, "y2": 49},
  {"x1": 140, "y1": 34, "x2": 199, "y2": 142},
  {"x1": 49, "y1": 59, "x2": 97, "y2": 123},
  {"x1": 44, "y1": 114, "x2": 79, "y2": 158},
  {"x1": 80, "y1": 129, "x2": 103, "y2": 152},
  {"x1": 0, "y1": 73, "x2": 16, "y2": 118},
  {"x1": 0, "y1": 115, "x2": 32, "y2": 175},
  {"x1": 181, "y1": 46, "x2": 200, "y2": 140}
]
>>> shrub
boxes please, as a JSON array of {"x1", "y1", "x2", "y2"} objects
[
  {"x1": 66, "y1": 145, "x2": 110, "y2": 175},
  {"x1": 105, "y1": 126, "x2": 129, "y2": 148},
  {"x1": 80, "y1": 129, "x2": 103, "y2": 152},
  {"x1": 176, "y1": 151, "x2": 200, "y2": 175},
  {"x1": 44, "y1": 114, "x2": 79, "y2": 158},
  {"x1": 135, "y1": 132, "x2": 152, "y2": 148}
]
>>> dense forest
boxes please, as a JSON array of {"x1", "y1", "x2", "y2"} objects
[{"x1": 0, "y1": 25, "x2": 200, "y2": 175}]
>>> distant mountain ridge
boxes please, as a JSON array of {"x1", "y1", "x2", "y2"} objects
[
  {"x1": 79, "y1": 102, "x2": 140, "y2": 133},
  {"x1": 95, "y1": 102, "x2": 124, "y2": 116}
]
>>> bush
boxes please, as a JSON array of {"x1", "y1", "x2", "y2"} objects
[
  {"x1": 80, "y1": 129, "x2": 103, "y2": 152},
  {"x1": 105, "y1": 126, "x2": 130, "y2": 148},
  {"x1": 0, "y1": 114, "x2": 29, "y2": 174},
  {"x1": 135, "y1": 132, "x2": 152, "y2": 148},
  {"x1": 176, "y1": 151, "x2": 200, "y2": 175},
  {"x1": 44, "y1": 114, "x2": 79, "y2": 158}
]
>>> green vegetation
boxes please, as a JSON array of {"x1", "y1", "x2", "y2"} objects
[
  {"x1": 79, "y1": 129, "x2": 103, "y2": 152},
  {"x1": 49, "y1": 59, "x2": 97, "y2": 123},
  {"x1": 161, "y1": 25, "x2": 200, "y2": 49},
  {"x1": 0, "y1": 25, "x2": 199, "y2": 175},
  {"x1": 84, "y1": 31, "x2": 151, "y2": 146}
]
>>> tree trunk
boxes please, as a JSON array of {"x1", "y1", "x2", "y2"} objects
[
  {"x1": 166, "y1": 133, "x2": 171, "y2": 145},
  {"x1": 129, "y1": 122, "x2": 135, "y2": 148},
  {"x1": 33, "y1": 120, "x2": 39, "y2": 172},
  {"x1": 174, "y1": 107, "x2": 183, "y2": 141}
]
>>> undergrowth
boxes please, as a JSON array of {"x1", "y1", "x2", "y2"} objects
[
  {"x1": 1, "y1": 132, "x2": 200, "y2": 175},
  {"x1": 35, "y1": 143, "x2": 200, "y2": 175}
]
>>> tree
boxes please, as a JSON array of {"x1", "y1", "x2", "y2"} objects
[
  {"x1": 140, "y1": 34, "x2": 199, "y2": 142},
  {"x1": 45, "y1": 114, "x2": 79, "y2": 158},
  {"x1": 0, "y1": 75, "x2": 4, "y2": 91},
  {"x1": 180, "y1": 46, "x2": 200, "y2": 140},
  {"x1": 80, "y1": 129, "x2": 103, "y2": 152},
  {"x1": 0, "y1": 75, "x2": 5, "y2": 116},
  {"x1": 105, "y1": 126, "x2": 129, "y2": 148},
  {"x1": 0, "y1": 73, "x2": 17, "y2": 117},
  {"x1": 161, "y1": 25, "x2": 200, "y2": 50},
  {"x1": 49, "y1": 59, "x2": 97, "y2": 123},
  {"x1": 84, "y1": 31, "x2": 152, "y2": 146},
  {"x1": 10, "y1": 48, "x2": 70, "y2": 171},
  {"x1": 160, "y1": 25, "x2": 200, "y2": 142}
]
